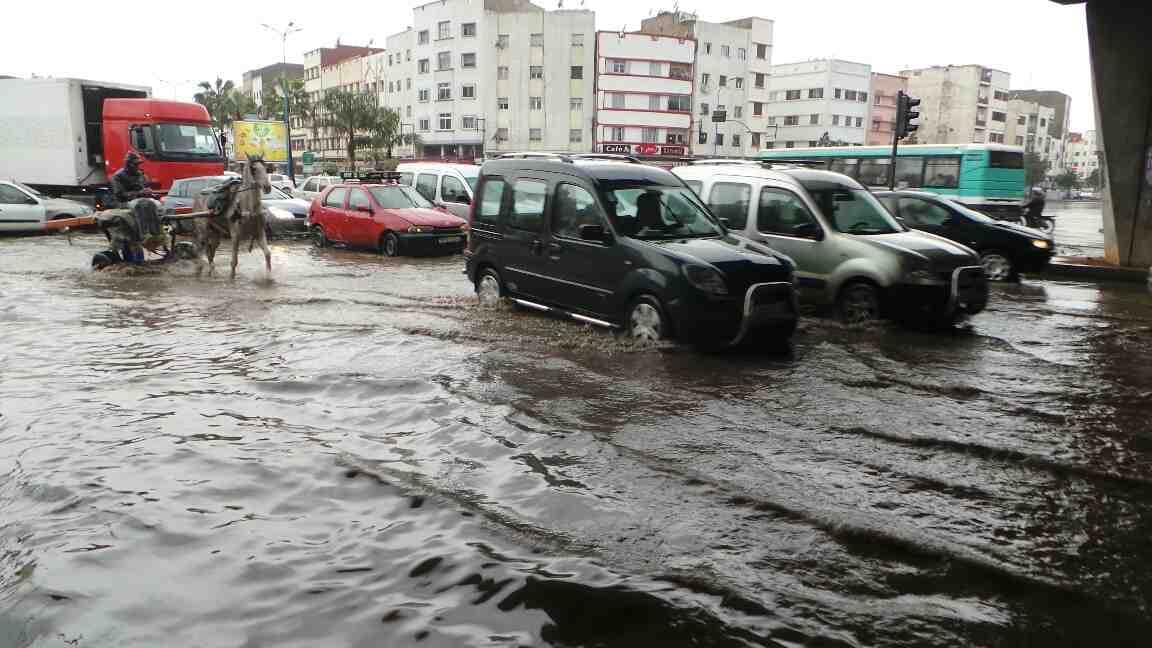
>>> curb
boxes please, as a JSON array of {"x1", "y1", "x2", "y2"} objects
[{"x1": 1042, "y1": 262, "x2": 1150, "y2": 283}]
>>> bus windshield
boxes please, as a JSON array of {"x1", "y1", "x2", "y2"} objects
[
  {"x1": 155, "y1": 123, "x2": 222, "y2": 159},
  {"x1": 801, "y1": 179, "x2": 904, "y2": 235}
]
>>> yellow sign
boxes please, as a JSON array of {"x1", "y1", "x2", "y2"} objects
[{"x1": 232, "y1": 120, "x2": 288, "y2": 162}]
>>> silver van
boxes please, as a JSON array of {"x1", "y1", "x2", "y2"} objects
[
  {"x1": 395, "y1": 163, "x2": 479, "y2": 219},
  {"x1": 672, "y1": 163, "x2": 988, "y2": 325}
]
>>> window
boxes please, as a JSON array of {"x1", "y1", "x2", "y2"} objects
[
  {"x1": 1040, "y1": 118, "x2": 1047, "y2": 127},
  {"x1": 418, "y1": 118, "x2": 430, "y2": 131},
  {"x1": 510, "y1": 180, "x2": 546, "y2": 231},
  {"x1": 809, "y1": 88, "x2": 823, "y2": 99},
  {"x1": 756, "y1": 74, "x2": 767, "y2": 89},
  {"x1": 415, "y1": 174, "x2": 438, "y2": 201},
  {"x1": 348, "y1": 189, "x2": 371, "y2": 211},
  {"x1": 855, "y1": 117, "x2": 862, "y2": 128},
  {"x1": 388, "y1": 54, "x2": 394, "y2": 66},
  {"x1": 642, "y1": 128, "x2": 658, "y2": 143},
  {"x1": 751, "y1": 133, "x2": 761, "y2": 148},
  {"x1": 732, "y1": 134, "x2": 741, "y2": 148},
  {"x1": 477, "y1": 178, "x2": 504, "y2": 224},
  {"x1": 707, "y1": 182, "x2": 751, "y2": 229},
  {"x1": 530, "y1": 66, "x2": 543, "y2": 79},
  {"x1": 550, "y1": 184, "x2": 601, "y2": 239},
  {"x1": 845, "y1": 90, "x2": 858, "y2": 101},
  {"x1": 418, "y1": 59, "x2": 430, "y2": 74},
  {"x1": 738, "y1": 47, "x2": 746, "y2": 60},
  {"x1": 612, "y1": 60, "x2": 627, "y2": 74},
  {"x1": 994, "y1": 90, "x2": 1009, "y2": 101},
  {"x1": 666, "y1": 130, "x2": 686, "y2": 145},
  {"x1": 756, "y1": 43, "x2": 767, "y2": 59},
  {"x1": 1015, "y1": 135, "x2": 1025, "y2": 145},
  {"x1": 462, "y1": 22, "x2": 476, "y2": 37},
  {"x1": 894, "y1": 157, "x2": 925, "y2": 187},
  {"x1": 988, "y1": 132, "x2": 1005, "y2": 144},
  {"x1": 809, "y1": 141, "x2": 818, "y2": 147},
  {"x1": 704, "y1": 42, "x2": 712, "y2": 55},
  {"x1": 437, "y1": 52, "x2": 451, "y2": 70},
  {"x1": 530, "y1": 96, "x2": 543, "y2": 110},
  {"x1": 832, "y1": 115, "x2": 840, "y2": 126},
  {"x1": 757, "y1": 188, "x2": 820, "y2": 238},
  {"x1": 571, "y1": 65, "x2": 583, "y2": 79},
  {"x1": 716, "y1": 133, "x2": 725, "y2": 146},
  {"x1": 610, "y1": 127, "x2": 625, "y2": 141},
  {"x1": 767, "y1": 116, "x2": 776, "y2": 125},
  {"x1": 461, "y1": 52, "x2": 476, "y2": 68},
  {"x1": 495, "y1": 127, "x2": 508, "y2": 141},
  {"x1": 438, "y1": 113, "x2": 452, "y2": 130},
  {"x1": 388, "y1": 81, "x2": 394, "y2": 93},
  {"x1": 859, "y1": 92, "x2": 868, "y2": 103},
  {"x1": 785, "y1": 90, "x2": 801, "y2": 101},
  {"x1": 856, "y1": 159, "x2": 891, "y2": 187},
  {"x1": 752, "y1": 102, "x2": 763, "y2": 116},
  {"x1": 992, "y1": 111, "x2": 1006, "y2": 122},
  {"x1": 719, "y1": 75, "x2": 727, "y2": 87},
  {"x1": 461, "y1": 115, "x2": 477, "y2": 130},
  {"x1": 498, "y1": 97, "x2": 509, "y2": 110},
  {"x1": 407, "y1": 79, "x2": 412, "y2": 89},
  {"x1": 438, "y1": 21, "x2": 450, "y2": 40},
  {"x1": 829, "y1": 158, "x2": 859, "y2": 177},
  {"x1": 898, "y1": 197, "x2": 952, "y2": 226},
  {"x1": 734, "y1": 106, "x2": 743, "y2": 119},
  {"x1": 462, "y1": 84, "x2": 476, "y2": 99},
  {"x1": 418, "y1": 30, "x2": 429, "y2": 45},
  {"x1": 570, "y1": 129, "x2": 583, "y2": 143},
  {"x1": 700, "y1": 102, "x2": 709, "y2": 115},
  {"x1": 417, "y1": 88, "x2": 430, "y2": 102},
  {"x1": 721, "y1": 45, "x2": 731, "y2": 57},
  {"x1": 442, "y1": 176, "x2": 468, "y2": 204},
  {"x1": 783, "y1": 115, "x2": 799, "y2": 126},
  {"x1": 649, "y1": 95, "x2": 662, "y2": 110},
  {"x1": 650, "y1": 61, "x2": 662, "y2": 76},
  {"x1": 571, "y1": 33, "x2": 584, "y2": 46},
  {"x1": 530, "y1": 33, "x2": 544, "y2": 47},
  {"x1": 924, "y1": 157, "x2": 961, "y2": 187},
  {"x1": 497, "y1": 34, "x2": 509, "y2": 48},
  {"x1": 734, "y1": 78, "x2": 743, "y2": 89},
  {"x1": 810, "y1": 114, "x2": 819, "y2": 125},
  {"x1": 1017, "y1": 115, "x2": 1026, "y2": 125},
  {"x1": 669, "y1": 64, "x2": 690, "y2": 80},
  {"x1": 570, "y1": 97, "x2": 583, "y2": 111},
  {"x1": 530, "y1": 128, "x2": 542, "y2": 141},
  {"x1": 324, "y1": 187, "x2": 348, "y2": 208},
  {"x1": 498, "y1": 66, "x2": 509, "y2": 80},
  {"x1": 610, "y1": 93, "x2": 625, "y2": 109},
  {"x1": 437, "y1": 83, "x2": 451, "y2": 101},
  {"x1": 834, "y1": 88, "x2": 842, "y2": 99},
  {"x1": 701, "y1": 73, "x2": 711, "y2": 87},
  {"x1": 406, "y1": 49, "x2": 411, "y2": 61}
]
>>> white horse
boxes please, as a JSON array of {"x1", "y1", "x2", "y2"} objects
[{"x1": 227, "y1": 156, "x2": 273, "y2": 280}]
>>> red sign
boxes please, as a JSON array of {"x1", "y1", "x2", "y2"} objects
[
  {"x1": 660, "y1": 145, "x2": 686, "y2": 156},
  {"x1": 636, "y1": 143, "x2": 659, "y2": 156}
]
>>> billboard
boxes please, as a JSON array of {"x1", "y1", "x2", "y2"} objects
[{"x1": 232, "y1": 120, "x2": 287, "y2": 162}]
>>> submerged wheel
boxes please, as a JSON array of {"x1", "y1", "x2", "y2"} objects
[
  {"x1": 980, "y1": 251, "x2": 1016, "y2": 282},
  {"x1": 626, "y1": 295, "x2": 670, "y2": 342},
  {"x1": 475, "y1": 267, "x2": 505, "y2": 307},
  {"x1": 91, "y1": 250, "x2": 121, "y2": 270},
  {"x1": 382, "y1": 232, "x2": 401, "y2": 257},
  {"x1": 312, "y1": 225, "x2": 328, "y2": 248},
  {"x1": 837, "y1": 281, "x2": 882, "y2": 325}
]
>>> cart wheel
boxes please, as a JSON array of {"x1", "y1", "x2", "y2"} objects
[
  {"x1": 172, "y1": 241, "x2": 199, "y2": 260},
  {"x1": 92, "y1": 250, "x2": 121, "y2": 270}
]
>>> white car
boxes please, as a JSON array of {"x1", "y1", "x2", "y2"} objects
[
  {"x1": 0, "y1": 180, "x2": 94, "y2": 233},
  {"x1": 395, "y1": 163, "x2": 479, "y2": 220},
  {"x1": 293, "y1": 175, "x2": 342, "y2": 202},
  {"x1": 268, "y1": 173, "x2": 296, "y2": 193}
]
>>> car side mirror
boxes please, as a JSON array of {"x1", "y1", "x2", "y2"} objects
[
  {"x1": 579, "y1": 223, "x2": 609, "y2": 242},
  {"x1": 793, "y1": 222, "x2": 823, "y2": 240}
]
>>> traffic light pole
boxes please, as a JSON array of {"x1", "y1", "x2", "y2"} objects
[{"x1": 888, "y1": 124, "x2": 899, "y2": 190}]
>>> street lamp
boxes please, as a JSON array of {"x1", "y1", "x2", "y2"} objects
[{"x1": 261, "y1": 21, "x2": 304, "y2": 184}]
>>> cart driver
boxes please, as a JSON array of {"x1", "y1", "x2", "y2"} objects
[
  {"x1": 98, "y1": 151, "x2": 164, "y2": 264},
  {"x1": 111, "y1": 152, "x2": 152, "y2": 205}
]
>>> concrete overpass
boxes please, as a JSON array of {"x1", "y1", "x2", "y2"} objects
[{"x1": 1053, "y1": 0, "x2": 1151, "y2": 267}]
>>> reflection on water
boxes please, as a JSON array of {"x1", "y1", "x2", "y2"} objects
[{"x1": 1, "y1": 233, "x2": 1152, "y2": 646}]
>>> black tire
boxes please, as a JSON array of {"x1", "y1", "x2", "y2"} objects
[
  {"x1": 172, "y1": 241, "x2": 199, "y2": 260},
  {"x1": 625, "y1": 295, "x2": 671, "y2": 343},
  {"x1": 836, "y1": 281, "x2": 882, "y2": 325},
  {"x1": 979, "y1": 250, "x2": 1017, "y2": 282},
  {"x1": 382, "y1": 232, "x2": 401, "y2": 257},
  {"x1": 91, "y1": 250, "x2": 121, "y2": 270},
  {"x1": 312, "y1": 225, "x2": 328, "y2": 248},
  {"x1": 475, "y1": 267, "x2": 506, "y2": 307}
]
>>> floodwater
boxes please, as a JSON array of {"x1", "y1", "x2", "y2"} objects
[
  {"x1": 1050, "y1": 200, "x2": 1105, "y2": 258},
  {"x1": 2, "y1": 233, "x2": 1152, "y2": 647}
]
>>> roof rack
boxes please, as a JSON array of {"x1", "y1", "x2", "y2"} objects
[
  {"x1": 689, "y1": 159, "x2": 762, "y2": 166},
  {"x1": 569, "y1": 153, "x2": 641, "y2": 163},
  {"x1": 340, "y1": 170, "x2": 402, "y2": 183},
  {"x1": 495, "y1": 152, "x2": 573, "y2": 162}
]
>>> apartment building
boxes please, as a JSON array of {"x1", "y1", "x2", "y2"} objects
[
  {"x1": 1005, "y1": 98, "x2": 1062, "y2": 173},
  {"x1": 763, "y1": 59, "x2": 872, "y2": 148},
  {"x1": 301, "y1": 44, "x2": 385, "y2": 161},
  {"x1": 1066, "y1": 130, "x2": 1101, "y2": 179},
  {"x1": 593, "y1": 31, "x2": 695, "y2": 159},
  {"x1": 900, "y1": 64, "x2": 1011, "y2": 145},
  {"x1": 866, "y1": 72, "x2": 907, "y2": 145},
  {"x1": 639, "y1": 11, "x2": 774, "y2": 157},
  {"x1": 242, "y1": 63, "x2": 305, "y2": 105}
]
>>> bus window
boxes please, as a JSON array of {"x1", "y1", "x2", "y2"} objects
[
  {"x1": 829, "y1": 158, "x2": 859, "y2": 178},
  {"x1": 858, "y1": 159, "x2": 892, "y2": 187},
  {"x1": 894, "y1": 157, "x2": 925, "y2": 188},
  {"x1": 924, "y1": 157, "x2": 961, "y2": 188},
  {"x1": 989, "y1": 150, "x2": 1024, "y2": 168}
]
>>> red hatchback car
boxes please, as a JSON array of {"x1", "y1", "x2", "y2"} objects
[{"x1": 309, "y1": 182, "x2": 468, "y2": 256}]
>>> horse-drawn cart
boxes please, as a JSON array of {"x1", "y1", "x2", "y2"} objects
[{"x1": 45, "y1": 201, "x2": 211, "y2": 270}]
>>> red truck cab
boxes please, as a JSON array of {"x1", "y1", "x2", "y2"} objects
[{"x1": 102, "y1": 98, "x2": 225, "y2": 194}]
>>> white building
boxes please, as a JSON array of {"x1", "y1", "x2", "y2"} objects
[
  {"x1": 638, "y1": 11, "x2": 775, "y2": 157},
  {"x1": 1066, "y1": 130, "x2": 1101, "y2": 180},
  {"x1": 763, "y1": 59, "x2": 873, "y2": 148},
  {"x1": 1005, "y1": 98, "x2": 1061, "y2": 173},
  {"x1": 900, "y1": 64, "x2": 1012, "y2": 145},
  {"x1": 593, "y1": 31, "x2": 696, "y2": 159}
]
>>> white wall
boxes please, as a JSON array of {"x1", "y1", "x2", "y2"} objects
[{"x1": 765, "y1": 59, "x2": 871, "y2": 147}]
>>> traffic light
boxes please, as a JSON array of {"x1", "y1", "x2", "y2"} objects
[{"x1": 896, "y1": 91, "x2": 921, "y2": 139}]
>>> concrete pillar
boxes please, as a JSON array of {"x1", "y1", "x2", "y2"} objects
[{"x1": 1086, "y1": 1, "x2": 1152, "y2": 267}]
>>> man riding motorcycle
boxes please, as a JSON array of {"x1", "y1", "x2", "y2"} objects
[
  {"x1": 98, "y1": 152, "x2": 165, "y2": 264},
  {"x1": 1023, "y1": 187, "x2": 1047, "y2": 230}
]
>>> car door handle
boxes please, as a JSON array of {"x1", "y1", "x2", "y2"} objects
[
  {"x1": 547, "y1": 242, "x2": 562, "y2": 260},
  {"x1": 530, "y1": 239, "x2": 543, "y2": 255}
]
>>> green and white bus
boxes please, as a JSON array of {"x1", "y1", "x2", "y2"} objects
[{"x1": 755, "y1": 144, "x2": 1026, "y2": 219}]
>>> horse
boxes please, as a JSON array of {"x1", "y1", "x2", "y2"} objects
[
  {"x1": 189, "y1": 178, "x2": 241, "y2": 277},
  {"x1": 188, "y1": 156, "x2": 272, "y2": 279}
]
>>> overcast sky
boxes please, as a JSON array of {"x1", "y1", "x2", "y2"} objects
[{"x1": 0, "y1": 0, "x2": 1094, "y2": 131}]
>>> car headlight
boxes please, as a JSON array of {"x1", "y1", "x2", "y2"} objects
[
  {"x1": 268, "y1": 207, "x2": 295, "y2": 220},
  {"x1": 407, "y1": 225, "x2": 431, "y2": 233},
  {"x1": 683, "y1": 264, "x2": 728, "y2": 295},
  {"x1": 902, "y1": 269, "x2": 945, "y2": 285},
  {"x1": 1032, "y1": 239, "x2": 1051, "y2": 249}
]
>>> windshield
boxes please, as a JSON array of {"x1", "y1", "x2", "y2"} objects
[
  {"x1": 939, "y1": 196, "x2": 996, "y2": 223},
  {"x1": 369, "y1": 185, "x2": 434, "y2": 209},
  {"x1": 802, "y1": 180, "x2": 903, "y2": 235},
  {"x1": 155, "y1": 123, "x2": 222, "y2": 159},
  {"x1": 265, "y1": 185, "x2": 291, "y2": 199},
  {"x1": 603, "y1": 184, "x2": 725, "y2": 240},
  {"x1": 460, "y1": 170, "x2": 479, "y2": 191}
]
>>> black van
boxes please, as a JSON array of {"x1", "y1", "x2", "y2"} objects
[{"x1": 464, "y1": 157, "x2": 799, "y2": 349}]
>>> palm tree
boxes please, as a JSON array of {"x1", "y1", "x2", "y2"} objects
[
  {"x1": 194, "y1": 78, "x2": 236, "y2": 132},
  {"x1": 321, "y1": 89, "x2": 377, "y2": 168},
  {"x1": 229, "y1": 91, "x2": 259, "y2": 123},
  {"x1": 368, "y1": 106, "x2": 403, "y2": 159}
]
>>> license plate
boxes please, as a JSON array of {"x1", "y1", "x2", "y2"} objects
[{"x1": 438, "y1": 236, "x2": 462, "y2": 244}]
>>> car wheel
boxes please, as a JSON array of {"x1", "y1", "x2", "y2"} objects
[
  {"x1": 626, "y1": 295, "x2": 670, "y2": 342},
  {"x1": 837, "y1": 281, "x2": 882, "y2": 325},
  {"x1": 475, "y1": 267, "x2": 506, "y2": 307},
  {"x1": 979, "y1": 251, "x2": 1016, "y2": 282},
  {"x1": 382, "y1": 232, "x2": 401, "y2": 257},
  {"x1": 311, "y1": 225, "x2": 328, "y2": 248}
]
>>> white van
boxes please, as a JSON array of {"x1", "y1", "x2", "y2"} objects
[{"x1": 395, "y1": 163, "x2": 479, "y2": 219}]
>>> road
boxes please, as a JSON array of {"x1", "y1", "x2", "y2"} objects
[
  {"x1": 1, "y1": 233, "x2": 1151, "y2": 647},
  {"x1": 1049, "y1": 199, "x2": 1106, "y2": 258}
]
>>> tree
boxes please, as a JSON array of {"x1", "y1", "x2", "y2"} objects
[
  {"x1": 194, "y1": 78, "x2": 237, "y2": 132},
  {"x1": 368, "y1": 106, "x2": 403, "y2": 159},
  {"x1": 321, "y1": 89, "x2": 378, "y2": 168},
  {"x1": 259, "y1": 88, "x2": 284, "y2": 121},
  {"x1": 1024, "y1": 152, "x2": 1050, "y2": 188},
  {"x1": 230, "y1": 92, "x2": 259, "y2": 122},
  {"x1": 1086, "y1": 168, "x2": 1102, "y2": 191},
  {"x1": 1054, "y1": 170, "x2": 1080, "y2": 195}
]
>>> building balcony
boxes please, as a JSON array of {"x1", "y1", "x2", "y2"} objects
[{"x1": 975, "y1": 119, "x2": 987, "y2": 127}]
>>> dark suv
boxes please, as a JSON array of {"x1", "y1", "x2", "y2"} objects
[{"x1": 464, "y1": 158, "x2": 798, "y2": 349}]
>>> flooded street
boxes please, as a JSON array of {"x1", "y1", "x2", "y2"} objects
[{"x1": 2, "y1": 233, "x2": 1152, "y2": 647}]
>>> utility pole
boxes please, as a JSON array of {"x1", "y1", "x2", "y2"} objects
[{"x1": 262, "y1": 22, "x2": 304, "y2": 185}]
